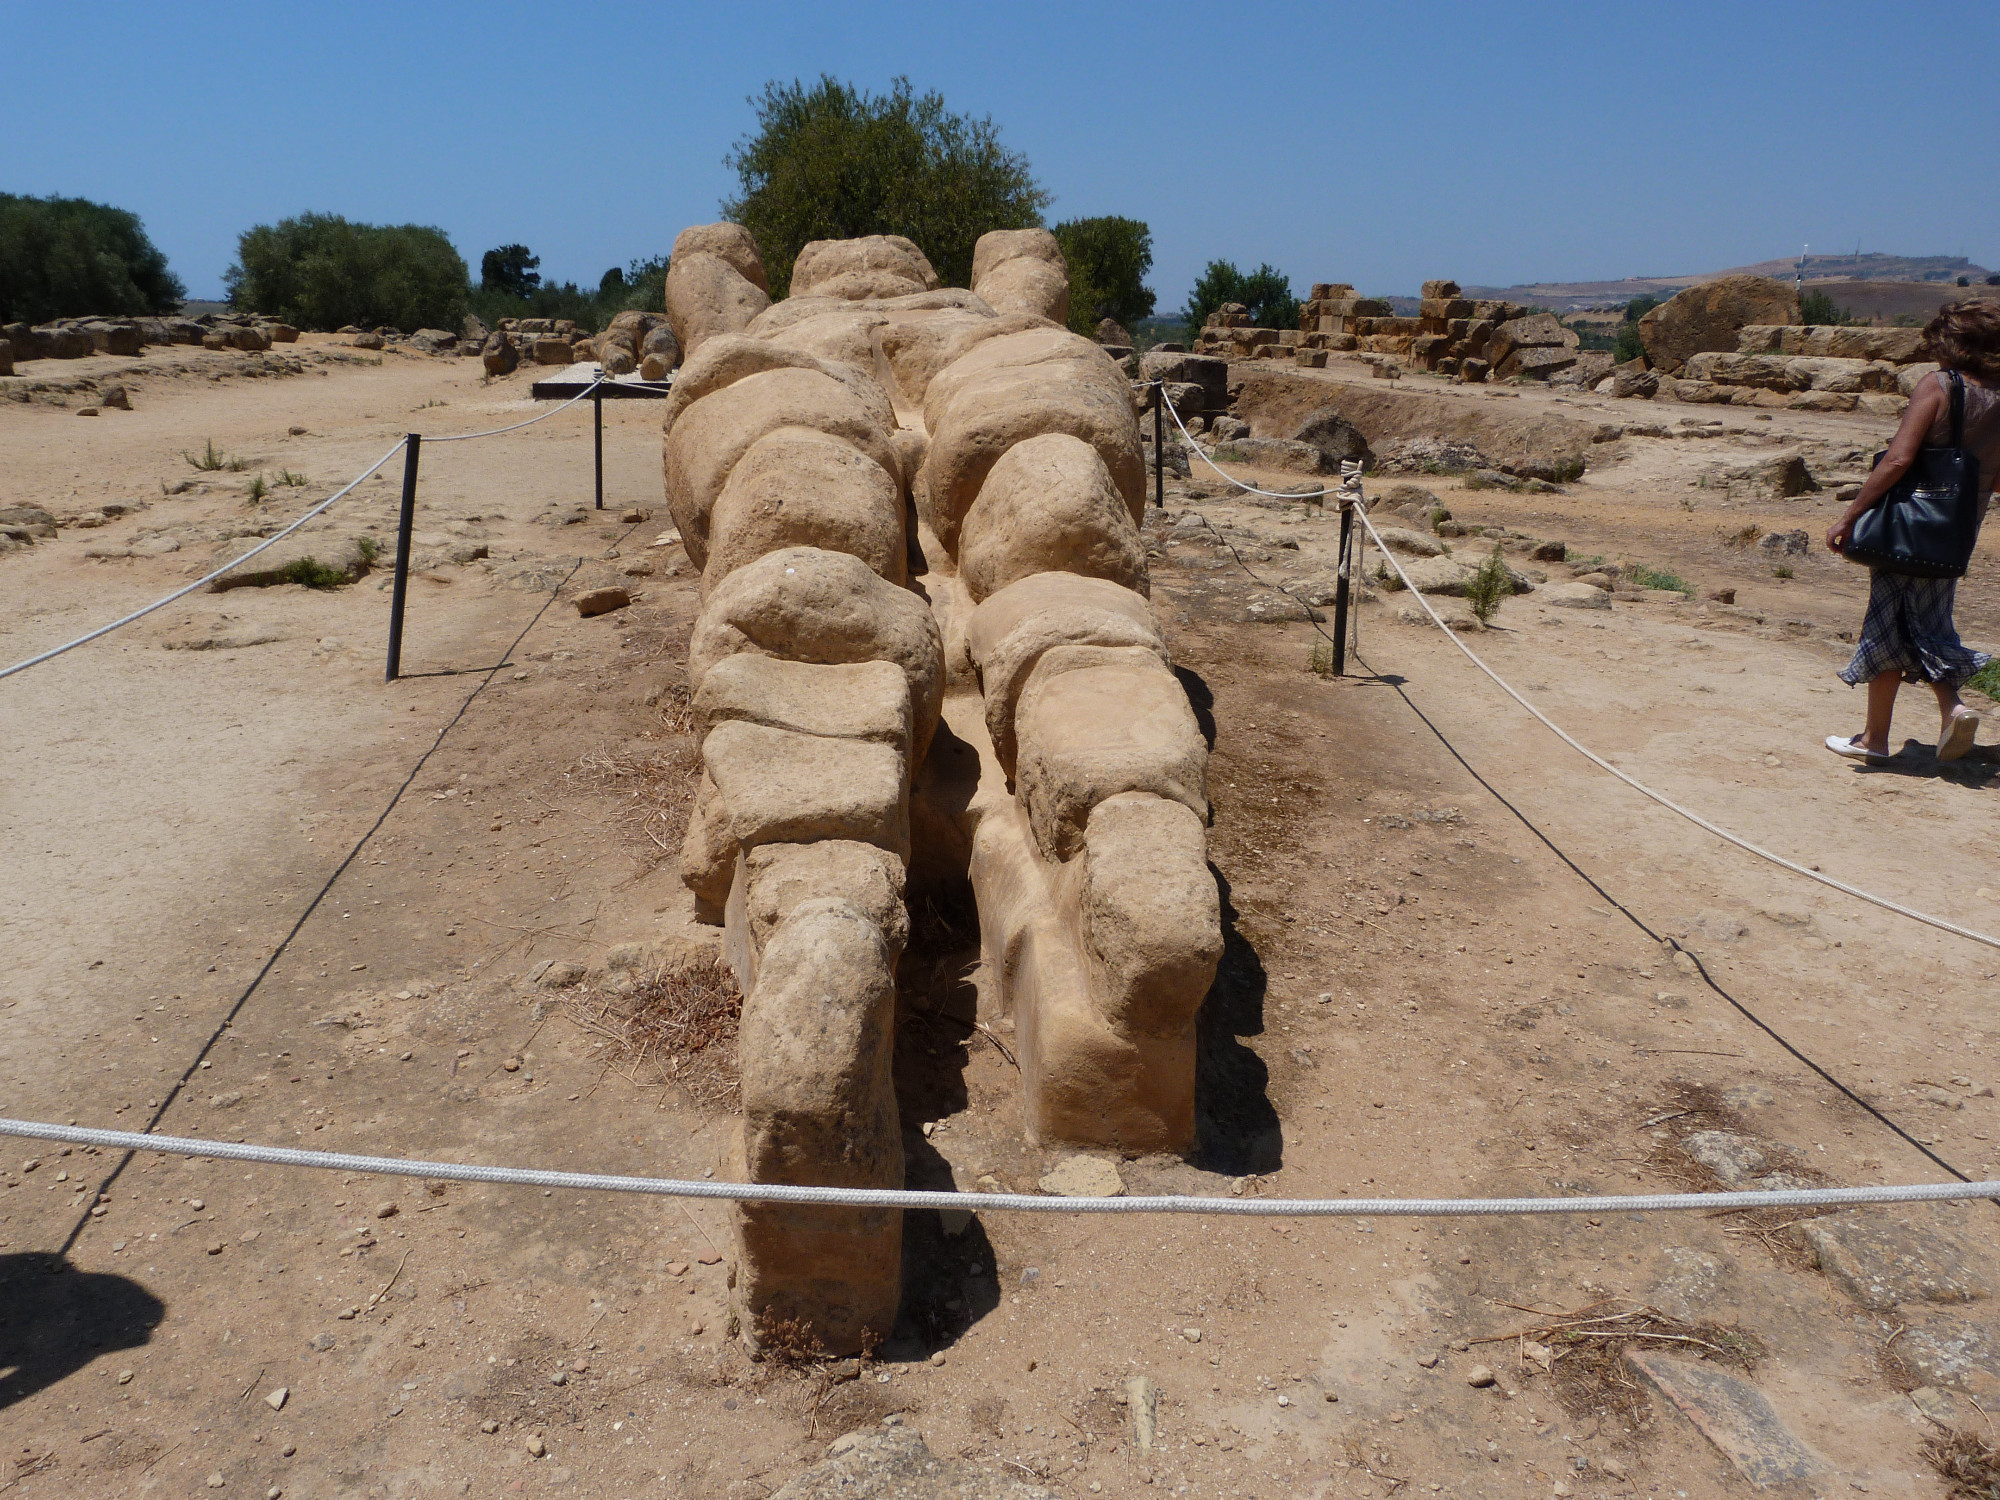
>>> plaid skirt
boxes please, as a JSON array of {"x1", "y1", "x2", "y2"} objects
[{"x1": 1839, "y1": 571, "x2": 1991, "y2": 687}]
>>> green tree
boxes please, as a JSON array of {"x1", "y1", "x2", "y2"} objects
[
  {"x1": 481, "y1": 244, "x2": 541, "y2": 297},
  {"x1": 0, "y1": 193, "x2": 185, "y2": 324},
  {"x1": 1623, "y1": 294, "x2": 1662, "y2": 323},
  {"x1": 226, "y1": 214, "x2": 468, "y2": 331},
  {"x1": 1800, "y1": 288, "x2": 1855, "y2": 326},
  {"x1": 1051, "y1": 216, "x2": 1155, "y2": 336},
  {"x1": 722, "y1": 75, "x2": 1050, "y2": 296},
  {"x1": 1183, "y1": 259, "x2": 1299, "y2": 332}
]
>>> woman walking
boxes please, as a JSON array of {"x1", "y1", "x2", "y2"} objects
[{"x1": 1826, "y1": 301, "x2": 2000, "y2": 764}]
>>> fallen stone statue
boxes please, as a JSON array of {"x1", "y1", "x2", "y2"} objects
[{"x1": 661, "y1": 223, "x2": 1222, "y2": 1354}]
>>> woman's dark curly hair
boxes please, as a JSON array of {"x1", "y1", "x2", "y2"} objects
[{"x1": 1922, "y1": 300, "x2": 2000, "y2": 381}]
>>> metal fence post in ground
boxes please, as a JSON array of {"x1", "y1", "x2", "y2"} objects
[
  {"x1": 593, "y1": 387, "x2": 604, "y2": 509},
  {"x1": 1332, "y1": 498, "x2": 1354, "y2": 678},
  {"x1": 384, "y1": 432, "x2": 422, "y2": 683},
  {"x1": 1152, "y1": 382, "x2": 1165, "y2": 508}
]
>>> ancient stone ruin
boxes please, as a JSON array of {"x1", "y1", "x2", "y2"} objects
[{"x1": 660, "y1": 223, "x2": 1221, "y2": 1353}]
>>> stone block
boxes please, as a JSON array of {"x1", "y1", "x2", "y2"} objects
[
  {"x1": 702, "y1": 721, "x2": 910, "y2": 862},
  {"x1": 1075, "y1": 793, "x2": 1220, "y2": 1040},
  {"x1": 734, "y1": 899, "x2": 901, "y2": 1356},
  {"x1": 1012, "y1": 646, "x2": 1208, "y2": 861},
  {"x1": 1625, "y1": 1350, "x2": 1817, "y2": 1486},
  {"x1": 1802, "y1": 1209, "x2": 1988, "y2": 1310},
  {"x1": 1420, "y1": 279, "x2": 1461, "y2": 299},
  {"x1": 692, "y1": 654, "x2": 912, "y2": 748}
]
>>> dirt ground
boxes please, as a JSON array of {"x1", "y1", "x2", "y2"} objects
[{"x1": 2, "y1": 343, "x2": 1997, "y2": 1500}]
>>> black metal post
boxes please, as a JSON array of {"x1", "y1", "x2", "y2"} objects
[
  {"x1": 1332, "y1": 499, "x2": 1354, "y2": 678},
  {"x1": 384, "y1": 432, "x2": 421, "y2": 683},
  {"x1": 1152, "y1": 383, "x2": 1165, "y2": 508},
  {"x1": 593, "y1": 391, "x2": 604, "y2": 509}
]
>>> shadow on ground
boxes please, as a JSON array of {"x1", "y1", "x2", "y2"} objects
[{"x1": 0, "y1": 1253, "x2": 164, "y2": 1412}]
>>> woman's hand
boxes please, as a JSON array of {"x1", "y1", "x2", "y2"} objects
[{"x1": 1827, "y1": 515, "x2": 1854, "y2": 552}]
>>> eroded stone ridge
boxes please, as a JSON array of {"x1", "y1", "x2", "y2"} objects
[{"x1": 662, "y1": 222, "x2": 1219, "y2": 1351}]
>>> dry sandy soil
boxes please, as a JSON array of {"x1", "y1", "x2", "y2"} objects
[{"x1": 1, "y1": 341, "x2": 1997, "y2": 1500}]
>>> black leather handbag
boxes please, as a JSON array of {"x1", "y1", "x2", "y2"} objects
[{"x1": 1844, "y1": 370, "x2": 1984, "y2": 578}]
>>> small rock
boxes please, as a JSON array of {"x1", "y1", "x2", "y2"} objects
[
  {"x1": 281, "y1": 1444, "x2": 295, "y2": 1457},
  {"x1": 666, "y1": 1261, "x2": 689, "y2": 1276},
  {"x1": 687, "y1": 1319, "x2": 704, "y2": 1336},
  {"x1": 1417, "y1": 1352, "x2": 1439, "y2": 1368},
  {"x1": 375, "y1": 1201, "x2": 399, "y2": 1219},
  {"x1": 929, "y1": 1352, "x2": 946, "y2": 1367},
  {"x1": 206, "y1": 1241, "x2": 225, "y2": 1255},
  {"x1": 571, "y1": 1357, "x2": 588, "y2": 1374},
  {"x1": 1468, "y1": 1365, "x2": 1496, "y2": 1388},
  {"x1": 575, "y1": 586, "x2": 630, "y2": 618},
  {"x1": 480, "y1": 1419, "x2": 500, "y2": 1434},
  {"x1": 1600, "y1": 1457, "x2": 1628, "y2": 1478},
  {"x1": 1918, "y1": 1086, "x2": 1963, "y2": 1111},
  {"x1": 1182, "y1": 1327, "x2": 1203, "y2": 1344},
  {"x1": 697, "y1": 1251, "x2": 723, "y2": 1265},
  {"x1": 1037, "y1": 1156, "x2": 1126, "y2": 1198},
  {"x1": 77, "y1": 406, "x2": 101, "y2": 417},
  {"x1": 267, "y1": 1489, "x2": 282, "y2": 1500},
  {"x1": 207, "y1": 1474, "x2": 226, "y2": 1489},
  {"x1": 1277, "y1": 1394, "x2": 1291, "y2": 1407},
  {"x1": 190, "y1": 1198, "x2": 205, "y2": 1211},
  {"x1": 336, "y1": 1306, "x2": 359, "y2": 1320},
  {"x1": 1707, "y1": 587, "x2": 1737, "y2": 604},
  {"x1": 116, "y1": 1370, "x2": 133, "y2": 1385},
  {"x1": 265, "y1": 1387, "x2": 288, "y2": 1410},
  {"x1": 621, "y1": 509, "x2": 648, "y2": 523},
  {"x1": 549, "y1": 1370, "x2": 567, "y2": 1386},
  {"x1": 308, "y1": 1334, "x2": 335, "y2": 1352},
  {"x1": 526, "y1": 1434, "x2": 547, "y2": 1458}
]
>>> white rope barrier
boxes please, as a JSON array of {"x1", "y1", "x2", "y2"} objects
[
  {"x1": 0, "y1": 441, "x2": 406, "y2": 681},
  {"x1": 1155, "y1": 385, "x2": 2000, "y2": 954},
  {"x1": 3, "y1": 1119, "x2": 1992, "y2": 1216},
  {"x1": 424, "y1": 377, "x2": 604, "y2": 443}
]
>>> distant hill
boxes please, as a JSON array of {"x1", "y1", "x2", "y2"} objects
[{"x1": 1459, "y1": 252, "x2": 1997, "y2": 311}]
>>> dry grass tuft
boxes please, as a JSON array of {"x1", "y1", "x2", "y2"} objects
[
  {"x1": 566, "y1": 960, "x2": 742, "y2": 1108},
  {"x1": 754, "y1": 1309, "x2": 829, "y2": 1368},
  {"x1": 565, "y1": 738, "x2": 699, "y2": 862},
  {"x1": 1926, "y1": 1429, "x2": 2000, "y2": 1499},
  {"x1": 1472, "y1": 1299, "x2": 1761, "y2": 1424}
]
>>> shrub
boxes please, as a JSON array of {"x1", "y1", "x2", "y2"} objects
[
  {"x1": 1184, "y1": 260, "x2": 1299, "y2": 331},
  {"x1": 1613, "y1": 322, "x2": 1646, "y2": 362},
  {"x1": 1551, "y1": 455, "x2": 1587, "y2": 484},
  {"x1": 1799, "y1": 289, "x2": 1855, "y2": 326},
  {"x1": 1309, "y1": 640, "x2": 1339, "y2": 678},
  {"x1": 1464, "y1": 546, "x2": 1512, "y2": 623},
  {"x1": 246, "y1": 474, "x2": 269, "y2": 503},
  {"x1": 279, "y1": 556, "x2": 349, "y2": 588},
  {"x1": 722, "y1": 75, "x2": 1050, "y2": 297},
  {"x1": 277, "y1": 469, "x2": 307, "y2": 487},
  {"x1": 1966, "y1": 660, "x2": 2000, "y2": 699},
  {"x1": 1626, "y1": 563, "x2": 1691, "y2": 593},
  {"x1": 225, "y1": 213, "x2": 468, "y2": 331},
  {"x1": 1051, "y1": 216, "x2": 1155, "y2": 336},
  {"x1": 0, "y1": 193, "x2": 185, "y2": 324},
  {"x1": 356, "y1": 535, "x2": 381, "y2": 565}
]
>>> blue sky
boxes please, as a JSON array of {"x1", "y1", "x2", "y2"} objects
[{"x1": 11, "y1": 1, "x2": 1998, "y2": 305}]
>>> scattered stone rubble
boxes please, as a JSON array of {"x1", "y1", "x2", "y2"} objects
[
  {"x1": 661, "y1": 221, "x2": 1219, "y2": 1352},
  {"x1": 1, "y1": 311, "x2": 298, "y2": 370}
]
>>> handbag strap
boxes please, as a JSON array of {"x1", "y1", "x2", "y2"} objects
[{"x1": 1945, "y1": 368, "x2": 1965, "y2": 447}]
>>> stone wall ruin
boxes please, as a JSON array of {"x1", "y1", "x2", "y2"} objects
[{"x1": 660, "y1": 223, "x2": 1221, "y2": 1353}]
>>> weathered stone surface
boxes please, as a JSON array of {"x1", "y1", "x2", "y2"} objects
[
  {"x1": 1486, "y1": 313, "x2": 1573, "y2": 368},
  {"x1": 681, "y1": 773, "x2": 736, "y2": 918},
  {"x1": 575, "y1": 586, "x2": 629, "y2": 617},
  {"x1": 1288, "y1": 408, "x2": 1372, "y2": 468},
  {"x1": 792, "y1": 235, "x2": 940, "y2": 301},
  {"x1": 1013, "y1": 646, "x2": 1209, "y2": 861},
  {"x1": 964, "y1": 573, "x2": 1166, "y2": 776},
  {"x1": 666, "y1": 250, "x2": 773, "y2": 359},
  {"x1": 919, "y1": 328, "x2": 1144, "y2": 554},
  {"x1": 1038, "y1": 1156, "x2": 1126, "y2": 1197},
  {"x1": 1217, "y1": 436, "x2": 1332, "y2": 473},
  {"x1": 769, "y1": 1427, "x2": 1053, "y2": 1500},
  {"x1": 480, "y1": 332, "x2": 518, "y2": 375},
  {"x1": 705, "y1": 425, "x2": 906, "y2": 591},
  {"x1": 1640, "y1": 276, "x2": 1800, "y2": 375},
  {"x1": 1076, "y1": 792, "x2": 1220, "y2": 1040},
  {"x1": 208, "y1": 531, "x2": 373, "y2": 590},
  {"x1": 665, "y1": 361, "x2": 899, "y2": 568},
  {"x1": 1541, "y1": 581, "x2": 1613, "y2": 610},
  {"x1": 689, "y1": 547, "x2": 944, "y2": 759},
  {"x1": 1372, "y1": 526, "x2": 1447, "y2": 557},
  {"x1": 702, "y1": 721, "x2": 909, "y2": 862},
  {"x1": 1682, "y1": 1129, "x2": 1772, "y2": 1187},
  {"x1": 693, "y1": 654, "x2": 912, "y2": 749},
  {"x1": 970, "y1": 228, "x2": 1069, "y2": 323},
  {"x1": 1802, "y1": 1209, "x2": 1989, "y2": 1310},
  {"x1": 673, "y1": 222, "x2": 769, "y2": 292},
  {"x1": 958, "y1": 432, "x2": 1149, "y2": 602},
  {"x1": 530, "y1": 337, "x2": 573, "y2": 365},
  {"x1": 734, "y1": 899, "x2": 901, "y2": 1356},
  {"x1": 1625, "y1": 1350, "x2": 1817, "y2": 1486},
  {"x1": 1495, "y1": 344, "x2": 1578, "y2": 380},
  {"x1": 1899, "y1": 1317, "x2": 2000, "y2": 1393},
  {"x1": 741, "y1": 841, "x2": 909, "y2": 969},
  {"x1": 1138, "y1": 351, "x2": 1229, "y2": 412}
]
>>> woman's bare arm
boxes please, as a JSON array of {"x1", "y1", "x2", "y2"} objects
[{"x1": 1827, "y1": 376, "x2": 1947, "y2": 551}]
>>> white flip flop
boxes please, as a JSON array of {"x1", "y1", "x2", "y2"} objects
[
  {"x1": 1824, "y1": 734, "x2": 1889, "y2": 765},
  {"x1": 1938, "y1": 708, "x2": 1980, "y2": 763}
]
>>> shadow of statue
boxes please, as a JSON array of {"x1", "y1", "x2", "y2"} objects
[{"x1": 0, "y1": 1253, "x2": 164, "y2": 1412}]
